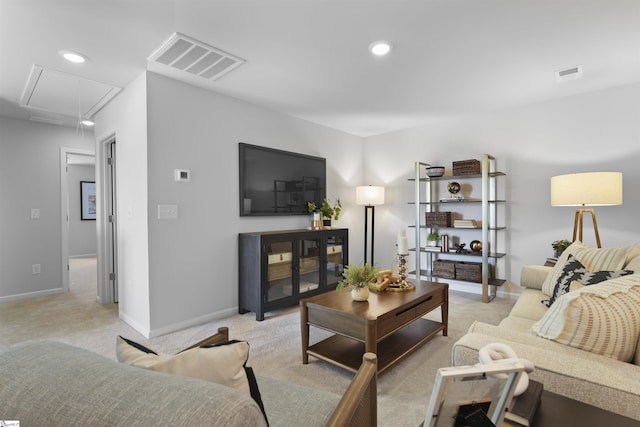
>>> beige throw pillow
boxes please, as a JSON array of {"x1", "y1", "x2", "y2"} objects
[
  {"x1": 531, "y1": 275, "x2": 640, "y2": 362},
  {"x1": 624, "y1": 245, "x2": 640, "y2": 272},
  {"x1": 541, "y1": 242, "x2": 633, "y2": 296},
  {"x1": 116, "y1": 336, "x2": 268, "y2": 423},
  {"x1": 117, "y1": 337, "x2": 252, "y2": 393}
]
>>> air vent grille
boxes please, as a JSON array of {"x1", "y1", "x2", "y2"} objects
[
  {"x1": 555, "y1": 65, "x2": 583, "y2": 82},
  {"x1": 149, "y1": 33, "x2": 244, "y2": 81}
]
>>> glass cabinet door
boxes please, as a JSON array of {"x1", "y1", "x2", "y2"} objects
[
  {"x1": 266, "y1": 240, "x2": 294, "y2": 302},
  {"x1": 298, "y1": 237, "x2": 322, "y2": 295},
  {"x1": 326, "y1": 234, "x2": 345, "y2": 289}
]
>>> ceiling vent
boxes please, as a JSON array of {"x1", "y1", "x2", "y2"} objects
[
  {"x1": 148, "y1": 33, "x2": 245, "y2": 81},
  {"x1": 555, "y1": 65, "x2": 583, "y2": 82}
]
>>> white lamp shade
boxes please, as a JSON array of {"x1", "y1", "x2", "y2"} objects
[
  {"x1": 551, "y1": 172, "x2": 623, "y2": 206},
  {"x1": 356, "y1": 186, "x2": 385, "y2": 206}
]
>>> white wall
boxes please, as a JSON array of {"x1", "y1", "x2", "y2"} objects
[
  {"x1": 67, "y1": 164, "x2": 97, "y2": 256},
  {"x1": 365, "y1": 83, "x2": 640, "y2": 295},
  {"x1": 0, "y1": 117, "x2": 94, "y2": 301},
  {"x1": 94, "y1": 73, "x2": 151, "y2": 334},
  {"x1": 144, "y1": 72, "x2": 363, "y2": 335}
]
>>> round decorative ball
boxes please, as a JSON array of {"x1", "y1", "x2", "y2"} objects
[
  {"x1": 470, "y1": 240, "x2": 482, "y2": 252},
  {"x1": 447, "y1": 181, "x2": 461, "y2": 196}
]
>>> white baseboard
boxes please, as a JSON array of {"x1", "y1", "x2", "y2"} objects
[
  {"x1": 147, "y1": 307, "x2": 239, "y2": 339},
  {"x1": 70, "y1": 253, "x2": 97, "y2": 258},
  {"x1": 0, "y1": 288, "x2": 64, "y2": 303},
  {"x1": 118, "y1": 310, "x2": 151, "y2": 339},
  {"x1": 446, "y1": 280, "x2": 522, "y2": 299}
]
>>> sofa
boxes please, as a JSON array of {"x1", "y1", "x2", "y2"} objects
[
  {"x1": 452, "y1": 242, "x2": 640, "y2": 420},
  {"x1": 0, "y1": 327, "x2": 377, "y2": 427}
]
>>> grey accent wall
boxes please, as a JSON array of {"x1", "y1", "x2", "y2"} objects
[
  {"x1": 0, "y1": 116, "x2": 94, "y2": 301},
  {"x1": 144, "y1": 72, "x2": 363, "y2": 335}
]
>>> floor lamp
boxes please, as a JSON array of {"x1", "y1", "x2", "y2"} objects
[
  {"x1": 551, "y1": 172, "x2": 623, "y2": 248},
  {"x1": 356, "y1": 186, "x2": 385, "y2": 265}
]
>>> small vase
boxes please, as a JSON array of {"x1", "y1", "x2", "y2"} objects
[{"x1": 351, "y1": 286, "x2": 370, "y2": 302}]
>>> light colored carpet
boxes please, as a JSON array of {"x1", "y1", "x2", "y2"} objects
[{"x1": 0, "y1": 256, "x2": 517, "y2": 426}]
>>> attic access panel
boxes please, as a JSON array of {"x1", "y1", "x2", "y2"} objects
[{"x1": 20, "y1": 65, "x2": 122, "y2": 118}]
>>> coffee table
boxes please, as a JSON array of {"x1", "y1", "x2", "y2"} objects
[{"x1": 300, "y1": 280, "x2": 448, "y2": 374}]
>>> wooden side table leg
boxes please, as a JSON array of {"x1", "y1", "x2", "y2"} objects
[{"x1": 301, "y1": 300, "x2": 309, "y2": 364}]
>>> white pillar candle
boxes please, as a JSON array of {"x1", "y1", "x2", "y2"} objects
[{"x1": 397, "y1": 228, "x2": 408, "y2": 254}]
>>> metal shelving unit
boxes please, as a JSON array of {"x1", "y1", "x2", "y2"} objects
[{"x1": 409, "y1": 154, "x2": 506, "y2": 302}]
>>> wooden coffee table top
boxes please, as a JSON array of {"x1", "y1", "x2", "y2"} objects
[{"x1": 303, "y1": 281, "x2": 446, "y2": 319}]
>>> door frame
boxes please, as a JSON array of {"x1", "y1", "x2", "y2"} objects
[
  {"x1": 96, "y1": 134, "x2": 118, "y2": 304},
  {"x1": 59, "y1": 147, "x2": 95, "y2": 294}
]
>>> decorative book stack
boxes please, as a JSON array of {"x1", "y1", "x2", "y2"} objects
[
  {"x1": 453, "y1": 219, "x2": 478, "y2": 228},
  {"x1": 504, "y1": 380, "x2": 543, "y2": 427}
]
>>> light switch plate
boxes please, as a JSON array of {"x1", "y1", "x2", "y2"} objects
[{"x1": 158, "y1": 204, "x2": 178, "y2": 219}]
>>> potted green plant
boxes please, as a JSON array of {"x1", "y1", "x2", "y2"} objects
[
  {"x1": 551, "y1": 239, "x2": 571, "y2": 257},
  {"x1": 308, "y1": 198, "x2": 341, "y2": 227},
  {"x1": 427, "y1": 231, "x2": 439, "y2": 247},
  {"x1": 336, "y1": 263, "x2": 380, "y2": 301}
]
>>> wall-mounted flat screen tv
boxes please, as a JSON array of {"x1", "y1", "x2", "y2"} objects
[{"x1": 239, "y1": 143, "x2": 326, "y2": 216}]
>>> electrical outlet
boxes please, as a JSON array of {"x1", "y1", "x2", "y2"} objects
[
  {"x1": 32, "y1": 264, "x2": 41, "y2": 274},
  {"x1": 31, "y1": 208, "x2": 40, "y2": 219}
]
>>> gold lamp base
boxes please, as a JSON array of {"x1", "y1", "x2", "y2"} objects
[{"x1": 573, "y1": 206, "x2": 601, "y2": 248}]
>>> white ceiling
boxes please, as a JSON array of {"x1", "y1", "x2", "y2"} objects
[{"x1": 1, "y1": 0, "x2": 638, "y2": 137}]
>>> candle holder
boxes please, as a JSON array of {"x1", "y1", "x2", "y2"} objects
[{"x1": 387, "y1": 253, "x2": 415, "y2": 292}]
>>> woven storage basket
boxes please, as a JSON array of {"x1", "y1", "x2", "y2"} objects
[
  {"x1": 425, "y1": 211, "x2": 452, "y2": 227},
  {"x1": 453, "y1": 159, "x2": 481, "y2": 175},
  {"x1": 455, "y1": 261, "x2": 482, "y2": 282},
  {"x1": 299, "y1": 256, "x2": 320, "y2": 273},
  {"x1": 433, "y1": 260, "x2": 456, "y2": 279}
]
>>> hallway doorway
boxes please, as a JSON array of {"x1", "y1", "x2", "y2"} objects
[{"x1": 60, "y1": 148, "x2": 97, "y2": 298}]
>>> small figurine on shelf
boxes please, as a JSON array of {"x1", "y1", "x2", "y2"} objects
[{"x1": 454, "y1": 243, "x2": 469, "y2": 254}]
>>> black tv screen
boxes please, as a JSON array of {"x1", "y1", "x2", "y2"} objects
[{"x1": 239, "y1": 143, "x2": 326, "y2": 216}]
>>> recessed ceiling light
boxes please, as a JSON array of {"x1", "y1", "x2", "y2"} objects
[
  {"x1": 369, "y1": 40, "x2": 392, "y2": 56},
  {"x1": 81, "y1": 119, "x2": 95, "y2": 126},
  {"x1": 59, "y1": 50, "x2": 88, "y2": 64}
]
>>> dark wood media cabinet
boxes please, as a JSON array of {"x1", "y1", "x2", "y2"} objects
[{"x1": 239, "y1": 228, "x2": 348, "y2": 321}]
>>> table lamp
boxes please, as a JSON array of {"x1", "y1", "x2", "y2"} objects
[
  {"x1": 550, "y1": 172, "x2": 623, "y2": 248},
  {"x1": 356, "y1": 185, "x2": 385, "y2": 265}
]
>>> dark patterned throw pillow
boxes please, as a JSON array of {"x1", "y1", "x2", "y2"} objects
[{"x1": 543, "y1": 254, "x2": 633, "y2": 307}]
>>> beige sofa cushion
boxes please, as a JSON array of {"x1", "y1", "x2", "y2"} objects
[
  {"x1": 520, "y1": 265, "x2": 553, "y2": 290},
  {"x1": 530, "y1": 275, "x2": 640, "y2": 362},
  {"x1": 505, "y1": 288, "x2": 549, "y2": 322},
  {"x1": 541, "y1": 241, "x2": 633, "y2": 296}
]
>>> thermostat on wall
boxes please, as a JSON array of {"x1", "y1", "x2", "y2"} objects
[{"x1": 174, "y1": 169, "x2": 191, "y2": 182}]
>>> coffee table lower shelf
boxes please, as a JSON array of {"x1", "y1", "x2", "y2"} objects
[{"x1": 307, "y1": 318, "x2": 444, "y2": 374}]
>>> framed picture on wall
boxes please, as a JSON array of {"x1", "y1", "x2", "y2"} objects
[{"x1": 81, "y1": 181, "x2": 96, "y2": 220}]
